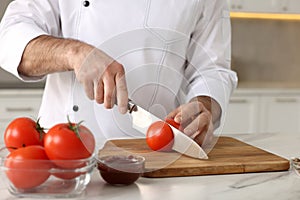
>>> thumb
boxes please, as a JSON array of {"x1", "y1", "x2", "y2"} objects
[{"x1": 166, "y1": 109, "x2": 182, "y2": 124}]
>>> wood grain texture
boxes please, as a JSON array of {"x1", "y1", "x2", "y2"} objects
[{"x1": 98, "y1": 136, "x2": 290, "y2": 178}]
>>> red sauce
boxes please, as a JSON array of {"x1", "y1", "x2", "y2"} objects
[{"x1": 97, "y1": 155, "x2": 145, "y2": 185}]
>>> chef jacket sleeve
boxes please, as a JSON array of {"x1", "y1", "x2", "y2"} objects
[
  {"x1": 0, "y1": 0, "x2": 61, "y2": 81},
  {"x1": 183, "y1": 0, "x2": 238, "y2": 129}
]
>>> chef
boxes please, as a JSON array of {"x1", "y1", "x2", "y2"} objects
[{"x1": 0, "y1": 0, "x2": 237, "y2": 147}]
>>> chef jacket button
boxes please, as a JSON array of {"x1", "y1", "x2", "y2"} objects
[
  {"x1": 73, "y1": 105, "x2": 79, "y2": 112},
  {"x1": 83, "y1": 1, "x2": 90, "y2": 7}
]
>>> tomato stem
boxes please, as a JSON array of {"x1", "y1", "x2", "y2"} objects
[
  {"x1": 35, "y1": 117, "x2": 45, "y2": 141},
  {"x1": 67, "y1": 115, "x2": 84, "y2": 140}
]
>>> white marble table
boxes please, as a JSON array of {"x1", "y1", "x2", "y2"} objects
[{"x1": 1, "y1": 132, "x2": 299, "y2": 200}]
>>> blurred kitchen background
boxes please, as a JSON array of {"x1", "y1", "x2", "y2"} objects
[
  {"x1": 231, "y1": 7, "x2": 300, "y2": 87},
  {"x1": 0, "y1": 0, "x2": 44, "y2": 88},
  {"x1": 1, "y1": 0, "x2": 300, "y2": 135}
]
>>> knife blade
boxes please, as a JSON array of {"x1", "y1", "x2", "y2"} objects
[{"x1": 127, "y1": 100, "x2": 208, "y2": 159}]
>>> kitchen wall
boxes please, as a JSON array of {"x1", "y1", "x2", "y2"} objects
[
  {"x1": 231, "y1": 18, "x2": 300, "y2": 87},
  {"x1": 0, "y1": 0, "x2": 45, "y2": 88},
  {"x1": 0, "y1": 0, "x2": 10, "y2": 19}
]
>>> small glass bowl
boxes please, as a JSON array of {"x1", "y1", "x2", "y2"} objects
[
  {"x1": 97, "y1": 155, "x2": 145, "y2": 185},
  {"x1": 0, "y1": 147, "x2": 96, "y2": 198}
]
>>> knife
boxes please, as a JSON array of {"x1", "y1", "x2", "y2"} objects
[{"x1": 126, "y1": 99, "x2": 208, "y2": 159}]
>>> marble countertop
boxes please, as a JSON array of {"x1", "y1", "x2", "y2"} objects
[{"x1": 0, "y1": 132, "x2": 299, "y2": 200}]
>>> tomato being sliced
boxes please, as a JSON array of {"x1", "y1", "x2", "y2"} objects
[
  {"x1": 146, "y1": 121, "x2": 174, "y2": 152},
  {"x1": 165, "y1": 118, "x2": 183, "y2": 131},
  {"x1": 4, "y1": 117, "x2": 45, "y2": 151},
  {"x1": 5, "y1": 145, "x2": 52, "y2": 189}
]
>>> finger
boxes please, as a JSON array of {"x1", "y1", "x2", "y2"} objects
[
  {"x1": 83, "y1": 80, "x2": 94, "y2": 100},
  {"x1": 115, "y1": 70, "x2": 128, "y2": 114},
  {"x1": 103, "y1": 72, "x2": 116, "y2": 109},
  {"x1": 194, "y1": 121, "x2": 214, "y2": 147},
  {"x1": 166, "y1": 107, "x2": 180, "y2": 120},
  {"x1": 201, "y1": 123, "x2": 214, "y2": 147},
  {"x1": 94, "y1": 79, "x2": 104, "y2": 104},
  {"x1": 193, "y1": 130, "x2": 207, "y2": 146},
  {"x1": 183, "y1": 116, "x2": 201, "y2": 137},
  {"x1": 183, "y1": 111, "x2": 211, "y2": 137},
  {"x1": 175, "y1": 102, "x2": 203, "y2": 125}
]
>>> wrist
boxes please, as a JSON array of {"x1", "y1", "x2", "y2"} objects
[{"x1": 65, "y1": 39, "x2": 94, "y2": 71}]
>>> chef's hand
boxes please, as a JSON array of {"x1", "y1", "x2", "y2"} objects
[
  {"x1": 72, "y1": 45, "x2": 128, "y2": 114},
  {"x1": 17, "y1": 35, "x2": 128, "y2": 113},
  {"x1": 166, "y1": 96, "x2": 221, "y2": 146}
]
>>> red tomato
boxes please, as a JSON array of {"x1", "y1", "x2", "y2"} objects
[
  {"x1": 44, "y1": 121, "x2": 95, "y2": 170},
  {"x1": 52, "y1": 170, "x2": 82, "y2": 180},
  {"x1": 146, "y1": 121, "x2": 174, "y2": 152},
  {"x1": 4, "y1": 117, "x2": 45, "y2": 151},
  {"x1": 165, "y1": 118, "x2": 182, "y2": 131},
  {"x1": 5, "y1": 145, "x2": 52, "y2": 189}
]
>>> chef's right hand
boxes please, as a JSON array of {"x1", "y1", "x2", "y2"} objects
[{"x1": 72, "y1": 44, "x2": 128, "y2": 114}]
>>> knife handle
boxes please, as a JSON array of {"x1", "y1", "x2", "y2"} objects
[
  {"x1": 127, "y1": 99, "x2": 138, "y2": 113},
  {"x1": 114, "y1": 98, "x2": 137, "y2": 113}
]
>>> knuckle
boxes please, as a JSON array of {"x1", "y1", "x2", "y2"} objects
[
  {"x1": 105, "y1": 93, "x2": 113, "y2": 102},
  {"x1": 106, "y1": 62, "x2": 124, "y2": 74},
  {"x1": 117, "y1": 83, "x2": 128, "y2": 91},
  {"x1": 103, "y1": 68, "x2": 114, "y2": 77},
  {"x1": 114, "y1": 63, "x2": 125, "y2": 72},
  {"x1": 202, "y1": 111, "x2": 212, "y2": 122}
]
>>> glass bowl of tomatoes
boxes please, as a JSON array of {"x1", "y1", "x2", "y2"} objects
[
  {"x1": 0, "y1": 146, "x2": 96, "y2": 198},
  {"x1": 97, "y1": 154, "x2": 145, "y2": 185}
]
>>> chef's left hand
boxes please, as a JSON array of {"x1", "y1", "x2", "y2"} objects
[{"x1": 166, "y1": 96, "x2": 221, "y2": 146}]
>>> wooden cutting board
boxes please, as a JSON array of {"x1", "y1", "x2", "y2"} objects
[{"x1": 98, "y1": 136, "x2": 290, "y2": 178}]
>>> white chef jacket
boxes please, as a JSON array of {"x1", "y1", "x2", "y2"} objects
[{"x1": 0, "y1": 0, "x2": 237, "y2": 145}]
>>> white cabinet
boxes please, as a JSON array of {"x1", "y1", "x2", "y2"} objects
[
  {"x1": 230, "y1": 0, "x2": 282, "y2": 13},
  {"x1": 0, "y1": 90, "x2": 43, "y2": 143},
  {"x1": 222, "y1": 96, "x2": 260, "y2": 134},
  {"x1": 228, "y1": 0, "x2": 281, "y2": 13},
  {"x1": 227, "y1": 0, "x2": 243, "y2": 11},
  {"x1": 260, "y1": 95, "x2": 300, "y2": 133},
  {"x1": 222, "y1": 89, "x2": 300, "y2": 134},
  {"x1": 228, "y1": 0, "x2": 300, "y2": 14},
  {"x1": 284, "y1": 0, "x2": 300, "y2": 13}
]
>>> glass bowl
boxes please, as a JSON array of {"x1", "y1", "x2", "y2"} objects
[
  {"x1": 97, "y1": 155, "x2": 145, "y2": 185},
  {"x1": 0, "y1": 147, "x2": 96, "y2": 198}
]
